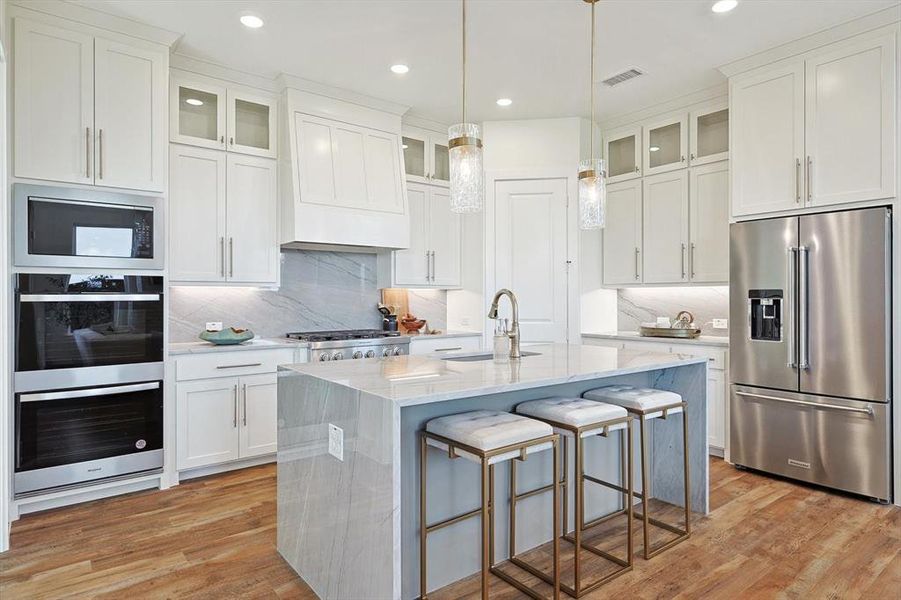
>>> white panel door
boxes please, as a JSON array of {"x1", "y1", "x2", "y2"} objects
[
  {"x1": 169, "y1": 145, "x2": 226, "y2": 282},
  {"x1": 227, "y1": 89, "x2": 277, "y2": 158},
  {"x1": 602, "y1": 179, "x2": 643, "y2": 285},
  {"x1": 226, "y1": 154, "x2": 278, "y2": 284},
  {"x1": 13, "y1": 18, "x2": 94, "y2": 185},
  {"x1": 333, "y1": 124, "x2": 368, "y2": 209},
  {"x1": 94, "y1": 38, "x2": 167, "y2": 192},
  {"x1": 176, "y1": 378, "x2": 240, "y2": 470},
  {"x1": 805, "y1": 34, "x2": 896, "y2": 206},
  {"x1": 643, "y1": 170, "x2": 689, "y2": 284},
  {"x1": 239, "y1": 373, "x2": 278, "y2": 458},
  {"x1": 364, "y1": 131, "x2": 404, "y2": 213},
  {"x1": 494, "y1": 178, "x2": 568, "y2": 343},
  {"x1": 393, "y1": 183, "x2": 430, "y2": 285},
  {"x1": 730, "y1": 61, "x2": 805, "y2": 216},
  {"x1": 428, "y1": 187, "x2": 462, "y2": 288},
  {"x1": 295, "y1": 113, "x2": 337, "y2": 206},
  {"x1": 689, "y1": 162, "x2": 730, "y2": 283}
]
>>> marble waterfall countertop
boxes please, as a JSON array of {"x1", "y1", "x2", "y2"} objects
[
  {"x1": 583, "y1": 330, "x2": 730, "y2": 347},
  {"x1": 169, "y1": 337, "x2": 309, "y2": 355},
  {"x1": 278, "y1": 343, "x2": 706, "y2": 406}
]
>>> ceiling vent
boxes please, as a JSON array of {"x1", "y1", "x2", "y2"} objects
[{"x1": 601, "y1": 67, "x2": 644, "y2": 87}]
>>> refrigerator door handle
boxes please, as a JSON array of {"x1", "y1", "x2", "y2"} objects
[
  {"x1": 734, "y1": 391, "x2": 873, "y2": 416},
  {"x1": 786, "y1": 246, "x2": 797, "y2": 368},
  {"x1": 798, "y1": 245, "x2": 809, "y2": 370}
]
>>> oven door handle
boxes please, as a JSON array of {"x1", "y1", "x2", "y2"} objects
[
  {"x1": 19, "y1": 381, "x2": 161, "y2": 403},
  {"x1": 19, "y1": 294, "x2": 161, "y2": 303}
]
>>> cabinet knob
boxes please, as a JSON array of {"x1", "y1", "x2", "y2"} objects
[
  {"x1": 681, "y1": 155, "x2": 685, "y2": 162},
  {"x1": 634, "y1": 166, "x2": 639, "y2": 173},
  {"x1": 229, "y1": 137, "x2": 234, "y2": 146},
  {"x1": 220, "y1": 135, "x2": 225, "y2": 144}
]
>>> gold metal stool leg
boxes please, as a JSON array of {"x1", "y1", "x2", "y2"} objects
[
  {"x1": 419, "y1": 433, "x2": 428, "y2": 600},
  {"x1": 481, "y1": 457, "x2": 490, "y2": 599}
]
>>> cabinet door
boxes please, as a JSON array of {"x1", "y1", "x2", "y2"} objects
[
  {"x1": 643, "y1": 170, "x2": 689, "y2": 283},
  {"x1": 805, "y1": 34, "x2": 896, "y2": 207},
  {"x1": 94, "y1": 38, "x2": 167, "y2": 192},
  {"x1": 239, "y1": 373, "x2": 278, "y2": 458},
  {"x1": 170, "y1": 74, "x2": 226, "y2": 150},
  {"x1": 707, "y1": 368, "x2": 725, "y2": 451},
  {"x1": 169, "y1": 145, "x2": 227, "y2": 282},
  {"x1": 364, "y1": 130, "x2": 405, "y2": 214},
  {"x1": 13, "y1": 18, "x2": 94, "y2": 185},
  {"x1": 393, "y1": 183, "x2": 430, "y2": 285},
  {"x1": 295, "y1": 113, "x2": 337, "y2": 206},
  {"x1": 730, "y1": 61, "x2": 805, "y2": 216},
  {"x1": 602, "y1": 179, "x2": 643, "y2": 285},
  {"x1": 689, "y1": 102, "x2": 729, "y2": 166},
  {"x1": 227, "y1": 89, "x2": 277, "y2": 158},
  {"x1": 429, "y1": 134, "x2": 451, "y2": 186},
  {"x1": 604, "y1": 126, "x2": 642, "y2": 183},
  {"x1": 401, "y1": 129, "x2": 429, "y2": 184},
  {"x1": 176, "y1": 378, "x2": 240, "y2": 470},
  {"x1": 689, "y1": 162, "x2": 730, "y2": 283},
  {"x1": 643, "y1": 113, "x2": 688, "y2": 176},
  {"x1": 428, "y1": 187, "x2": 462, "y2": 287},
  {"x1": 226, "y1": 154, "x2": 278, "y2": 284}
]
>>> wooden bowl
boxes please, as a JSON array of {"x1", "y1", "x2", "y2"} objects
[{"x1": 401, "y1": 318, "x2": 426, "y2": 332}]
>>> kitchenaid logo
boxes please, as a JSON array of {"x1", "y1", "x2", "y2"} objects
[{"x1": 787, "y1": 458, "x2": 811, "y2": 470}]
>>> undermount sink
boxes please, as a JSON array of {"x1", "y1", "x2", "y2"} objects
[{"x1": 441, "y1": 351, "x2": 541, "y2": 362}]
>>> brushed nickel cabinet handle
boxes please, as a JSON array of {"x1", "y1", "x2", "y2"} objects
[
  {"x1": 690, "y1": 243, "x2": 696, "y2": 278},
  {"x1": 435, "y1": 346, "x2": 463, "y2": 352},
  {"x1": 681, "y1": 243, "x2": 686, "y2": 279},
  {"x1": 233, "y1": 385, "x2": 238, "y2": 428},
  {"x1": 220, "y1": 237, "x2": 225, "y2": 277},
  {"x1": 806, "y1": 156, "x2": 812, "y2": 202},
  {"x1": 216, "y1": 362, "x2": 263, "y2": 369},
  {"x1": 85, "y1": 127, "x2": 91, "y2": 178},
  {"x1": 425, "y1": 251, "x2": 430, "y2": 282},
  {"x1": 634, "y1": 247, "x2": 640, "y2": 280},
  {"x1": 98, "y1": 129, "x2": 104, "y2": 179},
  {"x1": 795, "y1": 158, "x2": 801, "y2": 202},
  {"x1": 242, "y1": 383, "x2": 248, "y2": 426},
  {"x1": 430, "y1": 251, "x2": 436, "y2": 282},
  {"x1": 229, "y1": 238, "x2": 234, "y2": 277}
]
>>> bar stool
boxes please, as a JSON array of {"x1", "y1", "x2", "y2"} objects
[
  {"x1": 582, "y1": 385, "x2": 690, "y2": 559},
  {"x1": 419, "y1": 410, "x2": 561, "y2": 600},
  {"x1": 513, "y1": 397, "x2": 634, "y2": 597}
]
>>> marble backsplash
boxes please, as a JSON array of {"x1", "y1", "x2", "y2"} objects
[
  {"x1": 617, "y1": 287, "x2": 729, "y2": 337},
  {"x1": 169, "y1": 249, "x2": 447, "y2": 343}
]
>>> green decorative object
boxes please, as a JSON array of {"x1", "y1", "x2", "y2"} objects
[{"x1": 199, "y1": 327, "x2": 255, "y2": 345}]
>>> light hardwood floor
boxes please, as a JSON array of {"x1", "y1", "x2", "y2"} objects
[{"x1": 1, "y1": 459, "x2": 898, "y2": 599}]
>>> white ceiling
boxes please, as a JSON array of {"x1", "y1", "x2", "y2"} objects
[{"x1": 73, "y1": 0, "x2": 898, "y2": 124}]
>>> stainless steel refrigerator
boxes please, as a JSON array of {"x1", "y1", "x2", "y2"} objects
[{"x1": 730, "y1": 207, "x2": 892, "y2": 502}]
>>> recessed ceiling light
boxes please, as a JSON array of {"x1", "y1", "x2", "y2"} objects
[
  {"x1": 496, "y1": 98, "x2": 513, "y2": 107},
  {"x1": 185, "y1": 98, "x2": 204, "y2": 106},
  {"x1": 711, "y1": 0, "x2": 737, "y2": 13},
  {"x1": 649, "y1": 146, "x2": 660, "y2": 152},
  {"x1": 240, "y1": 14, "x2": 264, "y2": 28},
  {"x1": 390, "y1": 64, "x2": 410, "y2": 75}
]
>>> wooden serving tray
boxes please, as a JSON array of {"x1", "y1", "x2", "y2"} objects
[{"x1": 639, "y1": 326, "x2": 701, "y2": 339}]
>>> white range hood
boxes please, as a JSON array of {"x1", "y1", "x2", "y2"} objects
[{"x1": 279, "y1": 77, "x2": 411, "y2": 251}]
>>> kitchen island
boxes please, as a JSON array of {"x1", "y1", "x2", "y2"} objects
[{"x1": 276, "y1": 344, "x2": 708, "y2": 600}]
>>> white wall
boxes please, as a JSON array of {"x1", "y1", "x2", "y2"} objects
[{"x1": 0, "y1": 0, "x2": 9, "y2": 553}]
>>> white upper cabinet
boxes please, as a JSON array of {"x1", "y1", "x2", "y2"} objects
[
  {"x1": 689, "y1": 161, "x2": 730, "y2": 283},
  {"x1": 730, "y1": 61, "x2": 805, "y2": 216},
  {"x1": 642, "y1": 170, "x2": 689, "y2": 284},
  {"x1": 804, "y1": 33, "x2": 896, "y2": 206},
  {"x1": 393, "y1": 184, "x2": 430, "y2": 285},
  {"x1": 689, "y1": 101, "x2": 729, "y2": 166},
  {"x1": 226, "y1": 154, "x2": 278, "y2": 284},
  {"x1": 602, "y1": 179, "x2": 643, "y2": 285},
  {"x1": 13, "y1": 17, "x2": 167, "y2": 192},
  {"x1": 604, "y1": 125, "x2": 642, "y2": 183},
  {"x1": 402, "y1": 127, "x2": 450, "y2": 187},
  {"x1": 170, "y1": 73, "x2": 277, "y2": 158},
  {"x1": 14, "y1": 18, "x2": 94, "y2": 186},
  {"x1": 643, "y1": 112, "x2": 688, "y2": 176},
  {"x1": 427, "y1": 187, "x2": 461, "y2": 287},
  {"x1": 94, "y1": 38, "x2": 167, "y2": 192}
]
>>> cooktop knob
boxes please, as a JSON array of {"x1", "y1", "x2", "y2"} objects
[
  {"x1": 319, "y1": 352, "x2": 330, "y2": 362},
  {"x1": 352, "y1": 351, "x2": 363, "y2": 359},
  {"x1": 332, "y1": 351, "x2": 344, "y2": 361},
  {"x1": 382, "y1": 348, "x2": 392, "y2": 357},
  {"x1": 392, "y1": 346, "x2": 402, "y2": 356},
  {"x1": 365, "y1": 350, "x2": 376, "y2": 358}
]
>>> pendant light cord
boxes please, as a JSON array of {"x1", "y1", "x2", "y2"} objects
[
  {"x1": 589, "y1": 0, "x2": 595, "y2": 160},
  {"x1": 462, "y1": 0, "x2": 467, "y2": 125}
]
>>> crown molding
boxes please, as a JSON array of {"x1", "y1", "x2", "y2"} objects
[
  {"x1": 277, "y1": 73, "x2": 409, "y2": 116},
  {"x1": 599, "y1": 83, "x2": 727, "y2": 132},
  {"x1": 170, "y1": 53, "x2": 279, "y2": 93},
  {"x1": 402, "y1": 112, "x2": 450, "y2": 133}
]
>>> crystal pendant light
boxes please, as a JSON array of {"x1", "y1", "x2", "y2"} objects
[
  {"x1": 579, "y1": 0, "x2": 606, "y2": 230},
  {"x1": 448, "y1": 0, "x2": 483, "y2": 213}
]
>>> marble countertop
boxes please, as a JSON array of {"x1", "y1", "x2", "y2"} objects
[
  {"x1": 169, "y1": 337, "x2": 309, "y2": 355},
  {"x1": 279, "y1": 343, "x2": 706, "y2": 407},
  {"x1": 583, "y1": 331, "x2": 729, "y2": 348},
  {"x1": 407, "y1": 330, "x2": 483, "y2": 341}
]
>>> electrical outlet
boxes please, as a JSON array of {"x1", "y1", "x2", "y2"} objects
[
  {"x1": 713, "y1": 319, "x2": 728, "y2": 329},
  {"x1": 205, "y1": 321, "x2": 223, "y2": 332},
  {"x1": 328, "y1": 424, "x2": 344, "y2": 461},
  {"x1": 461, "y1": 317, "x2": 471, "y2": 327}
]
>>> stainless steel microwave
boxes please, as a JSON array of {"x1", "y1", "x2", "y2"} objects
[{"x1": 14, "y1": 184, "x2": 164, "y2": 270}]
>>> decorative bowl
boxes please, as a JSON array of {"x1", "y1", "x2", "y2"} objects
[
  {"x1": 401, "y1": 317, "x2": 426, "y2": 332},
  {"x1": 199, "y1": 328, "x2": 255, "y2": 345}
]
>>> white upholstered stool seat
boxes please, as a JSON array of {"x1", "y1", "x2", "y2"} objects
[
  {"x1": 426, "y1": 410, "x2": 554, "y2": 464},
  {"x1": 583, "y1": 385, "x2": 683, "y2": 419},
  {"x1": 516, "y1": 397, "x2": 628, "y2": 437}
]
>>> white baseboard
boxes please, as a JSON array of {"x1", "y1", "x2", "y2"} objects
[{"x1": 176, "y1": 454, "x2": 275, "y2": 483}]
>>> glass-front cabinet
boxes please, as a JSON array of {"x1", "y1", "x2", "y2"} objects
[
  {"x1": 643, "y1": 113, "x2": 688, "y2": 176},
  {"x1": 604, "y1": 126, "x2": 642, "y2": 183},
  {"x1": 170, "y1": 73, "x2": 277, "y2": 158},
  {"x1": 689, "y1": 102, "x2": 729, "y2": 166},
  {"x1": 401, "y1": 127, "x2": 449, "y2": 187}
]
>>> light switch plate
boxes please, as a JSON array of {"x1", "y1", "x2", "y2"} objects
[
  {"x1": 205, "y1": 322, "x2": 223, "y2": 332},
  {"x1": 713, "y1": 319, "x2": 728, "y2": 329},
  {"x1": 328, "y1": 423, "x2": 344, "y2": 461}
]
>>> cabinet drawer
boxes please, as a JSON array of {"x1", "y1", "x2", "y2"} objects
[
  {"x1": 175, "y1": 348, "x2": 296, "y2": 381},
  {"x1": 670, "y1": 345, "x2": 726, "y2": 370},
  {"x1": 410, "y1": 335, "x2": 482, "y2": 355}
]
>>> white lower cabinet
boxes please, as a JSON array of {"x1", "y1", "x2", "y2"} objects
[
  {"x1": 409, "y1": 334, "x2": 482, "y2": 355},
  {"x1": 174, "y1": 348, "x2": 303, "y2": 472}
]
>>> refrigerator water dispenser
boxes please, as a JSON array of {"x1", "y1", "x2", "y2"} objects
[{"x1": 748, "y1": 289, "x2": 782, "y2": 341}]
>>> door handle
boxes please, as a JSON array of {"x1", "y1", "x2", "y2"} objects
[
  {"x1": 806, "y1": 156, "x2": 812, "y2": 202},
  {"x1": 735, "y1": 391, "x2": 873, "y2": 416},
  {"x1": 681, "y1": 243, "x2": 686, "y2": 279},
  {"x1": 795, "y1": 158, "x2": 801, "y2": 203},
  {"x1": 786, "y1": 246, "x2": 797, "y2": 368},
  {"x1": 86, "y1": 127, "x2": 91, "y2": 178},
  {"x1": 242, "y1": 383, "x2": 248, "y2": 426},
  {"x1": 425, "y1": 251, "x2": 430, "y2": 282},
  {"x1": 19, "y1": 293, "x2": 160, "y2": 302},
  {"x1": 220, "y1": 237, "x2": 225, "y2": 277},
  {"x1": 634, "y1": 248, "x2": 640, "y2": 280},
  {"x1": 19, "y1": 381, "x2": 160, "y2": 403},
  {"x1": 229, "y1": 237, "x2": 234, "y2": 277},
  {"x1": 430, "y1": 251, "x2": 436, "y2": 282},
  {"x1": 98, "y1": 129, "x2": 104, "y2": 180},
  {"x1": 233, "y1": 384, "x2": 238, "y2": 428},
  {"x1": 798, "y1": 245, "x2": 809, "y2": 369},
  {"x1": 690, "y1": 243, "x2": 696, "y2": 278}
]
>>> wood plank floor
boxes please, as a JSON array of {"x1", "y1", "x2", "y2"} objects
[{"x1": 1, "y1": 459, "x2": 898, "y2": 599}]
